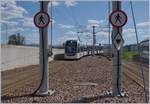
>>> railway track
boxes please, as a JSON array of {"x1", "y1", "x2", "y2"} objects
[
  {"x1": 2, "y1": 57, "x2": 149, "y2": 96},
  {"x1": 123, "y1": 62, "x2": 149, "y2": 91},
  {"x1": 1, "y1": 61, "x2": 65, "y2": 96},
  {"x1": 1, "y1": 66, "x2": 39, "y2": 96}
]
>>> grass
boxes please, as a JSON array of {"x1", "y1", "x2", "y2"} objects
[{"x1": 122, "y1": 51, "x2": 139, "y2": 61}]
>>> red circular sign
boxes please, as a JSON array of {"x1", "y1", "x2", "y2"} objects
[
  {"x1": 109, "y1": 10, "x2": 128, "y2": 28},
  {"x1": 34, "y1": 11, "x2": 50, "y2": 28}
]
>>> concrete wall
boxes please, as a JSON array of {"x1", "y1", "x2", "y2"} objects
[{"x1": 1, "y1": 45, "x2": 64, "y2": 71}]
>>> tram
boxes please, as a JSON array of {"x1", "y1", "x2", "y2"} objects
[{"x1": 64, "y1": 40, "x2": 103, "y2": 59}]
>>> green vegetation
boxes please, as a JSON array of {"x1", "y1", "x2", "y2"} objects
[
  {"x1": 122, "y1": 50, "x2": 140, "y2": 61},
  {"x1": 8, "y1": 33, "x2": 25, "y2": 45}
]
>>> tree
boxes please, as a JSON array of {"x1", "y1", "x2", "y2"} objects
[{"x1": 8, "y1": 33, "x2": 25, "y2": 45}]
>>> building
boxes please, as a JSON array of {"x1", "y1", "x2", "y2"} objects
[{"x1": 123, "y1": 44, "x2": 138, "y2": 52}]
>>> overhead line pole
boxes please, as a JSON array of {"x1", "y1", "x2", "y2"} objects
[
  {"x1": 50, "y1": 0, "x2": 53, "y2": 56},
  {"x1": 108, "y1": 1, "x2": 111, "y2": 57},
  {"x1": 92, "y1": 25, "x2": 96, "y2": 55}
]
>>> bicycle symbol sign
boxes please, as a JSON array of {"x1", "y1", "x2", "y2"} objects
[
  {"x1": 109, "y1": 10, "x2": 127, "y2": 28},
  {"x1": 34, "y1": 11, "x2": 50, "y2": 28}
]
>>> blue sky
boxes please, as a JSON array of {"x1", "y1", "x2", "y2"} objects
[{"x1": 1, "y1": 0, "x2": 149, "y2": 46}]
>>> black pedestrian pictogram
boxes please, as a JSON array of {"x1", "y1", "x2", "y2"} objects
[
  {"x1": 39, "y1": 14, "x2": 45, "y2": 25},
  {"x1": 115, "y1": 13, "x2": 122, "y2": 24}
]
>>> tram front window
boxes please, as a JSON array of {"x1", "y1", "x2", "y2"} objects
[{"x1": 65, "y1": 41, "x2": 77, "y2": 55}]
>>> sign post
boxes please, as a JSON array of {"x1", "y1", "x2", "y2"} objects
[
  {"x1": 33, "y1": 1, "x2": 54, "y2": 96},
  {"x1": 108, "y1": 1, "x2": 127, "y2": 96}
]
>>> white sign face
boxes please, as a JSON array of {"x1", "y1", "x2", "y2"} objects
[
  {"x1": 113, "y1": 33, "x2": 124, "y2": 50},
  {"x1": 109, "y1": 10, "x2": 127, "y2": 28},
  {"x1": 34, "y1": 11, "x2": 50, "y2": 28}
]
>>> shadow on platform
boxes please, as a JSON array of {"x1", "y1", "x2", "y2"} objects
[{"x1": 53, "y1": 54, "x2": 65, "y2": 60}]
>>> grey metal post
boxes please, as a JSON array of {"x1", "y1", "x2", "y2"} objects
[
  {"x1": 108, "y1": 1, "x2": 111, "y2": 57},
  {"x1": 112, "y1": 1, "x2": 123, "y2": 96},
  {"x1": 35, "y1": 1, "x2": 54, "y2": 96},
  {"x1": 92, "y1": 26, "x2": 96, "y2": 55}
]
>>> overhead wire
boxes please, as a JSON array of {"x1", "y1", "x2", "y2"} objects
[
  {"x1": 63, "y1": 4, "x2": 86, "y2": 42},
  {"x1": 53, "y1": 7, "x2": 74, "y2": 24},
  {"x1": 53, "y1": 4, "x2": 84, "y2": 39},
  {"x1": 63, "y1": 5, "x2": 80, "y2": 28},
  {"x1": 69, "y1": 7, "x2": 81, "y2": 28}
]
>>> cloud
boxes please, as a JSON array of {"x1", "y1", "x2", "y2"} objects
[
  {"x1": 65, "y1": 0, "x2": 77, "y2": 7},
  {"x1": 96, "y1": 31, "x2": 109, "y2": 37},
  {"x1": 137, "y1": 21, "x2": 150, "y2": 27},
  {"x1": 1, "y1": 0, "x2": 28, "y2": 20},
  {"x1": 123, "y1": 27, "x2": 147, "y2": 38},
  {"x1": 123, "y1": 28, "x2": 135, "y2": 34},
  {"x1": 65, "y1": 30, "x2": 76, "y2": 35},
  {"x1": 31, "y1": 0, "x2": 60, "y2": 7},
  {"x1": 58, "y1": 24, "x2": 74, "y2": 29},
  {"x1": 123, "y1": 27, "x2": 149, "y2": 45},
  {"x1": 24, "y1": 32, "x2": 39, "y2": 44},
  {"x1": 49, "y1": 0, "x2": 60, "y2": 7},
  {"x1": 22, "y1": 17, "x2": 35, "y2": 28},
  {"x1": 50, "y1": 19, "x2": 56, "y2": 25},
  {"x1": 86, "y1": 20, "x2": 105, "y2": 30},
  {"x1": 87, "y1": 19, "x2": 104, "y2": 26},
  {"x1": 1, "y1": 0, "x2": 30, "y2": 31},
  {"x1": 0, "y1": 20, "x2": 18, "y2": 26},
  {"x1": 1, "y1": 27, "x2": 24, "y2": 36},
  {"x1": 123, "y1": 28, "x2": 138, "y2": 38},
  {"x1": 32, "y1": 0, "x2": 76, "y2": 7}
]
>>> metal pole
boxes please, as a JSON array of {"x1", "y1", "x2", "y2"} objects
[
  {"x1": 50, "y1": 0, "x2": 53, "y2": 55},
  {"x1": 130, "y1": 1, "x2": 148, "y2": 102},
  {"x1": 5, "y1": 23, "x2": 8, "y2": 44},
  {"x1": 112, "y1": 1, "x2": 123, "y2": 96},
  {"x1": 35, "y1": 1, "x2": 54, "y2": 96},
  {"x1": 92, "y1": 26, "x2": 96, "y2": 55},
  {"x1": 108, "y1": 1, "x2": 111, "y2": 57}
]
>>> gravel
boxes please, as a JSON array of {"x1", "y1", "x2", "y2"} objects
[{"x1": 1, "y1": 56, "x2": 148, "y2": 103}]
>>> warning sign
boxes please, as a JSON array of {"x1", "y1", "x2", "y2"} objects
[
  {"x1": 34, "y1": 11, "x2": 50, "y2": 28},
  {"x1": 109, "y1": 10, "x2": 127, "y2": 28},
  {"x1": 113, "y1": 33, "x2": 124, "y2": 50}
]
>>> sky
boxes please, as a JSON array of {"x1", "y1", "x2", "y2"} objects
[{"x1": 1, "y1": 0, "x2": 149, "y2": 46}]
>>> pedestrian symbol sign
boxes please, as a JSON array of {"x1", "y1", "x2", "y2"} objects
[
  {"x1": 109, "y1": 10, "x2": 127, "y2": 28},
  {"x1": 113, "y1": 33, "x2": 124, "y2": 50},
  {"x1": 34, "y1": 11, "x2": 50, "y2": 28}
]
